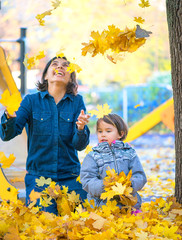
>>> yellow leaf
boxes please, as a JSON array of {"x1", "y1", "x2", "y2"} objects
[
  {"x1": 51, "y1": 0, "x2": 61, "y2": 9},
  {"x1": 138, "y1": 0, "x2": 150, "y2": 8},
  {"x1": 67, "y1": 191, "x2": 80, "y2": 204},
  {"x1": 84, "y1": 145, "x2": 93, "y2": 154},
  {"x1": 89, "y1": 212, "x2": 107, "y2": 230},
  {"x1": 0, "y1": 152, "x2": 16, "y2": 168},
  {"x1": 88, "y1": 103, "x2": 112, "y2": 118},
  {"x1": 56, "y1": 49, "x2": 65, "y2": 58},
  {"x1": 134, "y1": 17, "x2": 145, "y2": 24},
  {"x1": 111, "y1": 182, "x2": 126, "y2": 195},
  {"x1": 29, "y1": 189, "x2": 41, "y2": 202},
  {"x1": 76, "y1": 175, "x2": 81, "y2": 183},
  {"x1": 35, "y1": 176, "x2": 52, "y2": 187},
  {"x1": 0, "y1": 89, "x2": 21, "y2": 115},
  {"x1": 67, "y1": 63, "x2": 82, "y2": 73}
]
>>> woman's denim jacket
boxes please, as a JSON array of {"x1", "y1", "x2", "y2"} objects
[{"x1": 80, "y1": 140, "x2": 147, "y2": 209}]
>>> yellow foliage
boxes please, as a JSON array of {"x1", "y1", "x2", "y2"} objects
[
  {"x1": 138, "y1": 0, "x2": 150, "y2": 8},
  {"x1": 23, "y1": 51, "x2": 45, "y2": 69},
  {"x1": 0, "y1": 152, "x2": 16, "y2": 169},
  {"x1": 81, "y1": 24, "x2": 149, "y2": 63},
  {"x1": 88, "y1": 103, "x2": 112, "y2": 118},
  {"x1": 0, "y1": 89, "x2": 21, "y2": 115}
]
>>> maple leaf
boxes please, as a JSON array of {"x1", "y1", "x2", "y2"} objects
[
  {"x1": 88, "y1": 103, "x2": 112, "y2": 118},
  {"x1": 0, "y1": 152, "x2": 16, "y2": 168},
  {"x1": 89, "y1": 212, "x2": 107, "y2": 230},
  {"x1": 0, "y1": 89, "x2": 22, "y2": 115},
  {"x1": 35, "y1": 176, "x2": 52, "y2": 187},
  {"x1": 134, "y1": 16, "x2": 145, "y2": 24},
  {"x1": 24, "y1": 51, "x2": 45, "y2": 69},
  {"x1": 4, "y1": 226, "x2": 21, "y2": 240},
  {"x1": 111, "y1": 182, "x2": 126, "y2": 195},
  {"x1": 51, "y1": 0, "x2": 61, "y2": 9},
  {"x1": 67, "y1": 191, "x2": 80, "y2": 204},
  {"x1": 40, "y1": 196, "x2": 53, "y2": 207},
  {"x1": 67, "y1": 63, "x2": 82, "y2": 73},
  {"x1": 35, "y1": 10, "x2": 52, "y2": 26},
  {"x1": 29, "y1": 190, "x2": 41, "y2": 202},
  {"x1": 138, "y1": 0, "x2": 150, "y2": 8}
]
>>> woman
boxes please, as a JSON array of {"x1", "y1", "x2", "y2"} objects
[{"x1": 0, "y1": 56, "x2": 90, "y2": 214}]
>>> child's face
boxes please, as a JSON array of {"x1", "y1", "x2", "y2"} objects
[{"x1": 97, "y1": 120, "x2": 121, "y2": 145}]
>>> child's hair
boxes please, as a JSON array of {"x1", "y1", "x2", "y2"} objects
[{"x1": 96, "y1": 114, "x2": 128, "y2": 141}]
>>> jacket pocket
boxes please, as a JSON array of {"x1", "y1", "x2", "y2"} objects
[
  {"x1": 33, "y1": 112, "x2": 52, "y2": 135},
  {"x1": 59, "y1": 112, "x2": 74, "y2": 136}
]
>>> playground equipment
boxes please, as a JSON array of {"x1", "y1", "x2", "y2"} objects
[
  {"x1": 0, "y1": 45, "x2": 174, "y2": 202},
  {"x1": 124, "y1": 97, "x2": 174, "y2": 142},
  {"x1": 0, "y1": 46, "x2": 21, "y2": 202}
]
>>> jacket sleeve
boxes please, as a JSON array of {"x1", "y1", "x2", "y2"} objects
[
  {"x1": 0, "y1": 95, "x2": 31, "y2": 141},
  {"x1": 129, "y1": 153, "x2": 147, "y2": 194},
  {"x1": 80, "y1": 152, "x2": 104, "y2": 197},
  {"x1": 72, "y1": 95, "x2": 90, "y2": 151}
]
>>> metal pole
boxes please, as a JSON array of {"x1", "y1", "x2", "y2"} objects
[
  {"x1": 123, "y1": 87, "x2": 128, "y2": 124},
  {"x1": 17, "y1": 28, "x2": 27, "y2": 95}
]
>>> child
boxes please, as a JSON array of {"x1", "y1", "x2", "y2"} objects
[{"x1": 80, "y1": 114, "x2": 147, "y2": 209}]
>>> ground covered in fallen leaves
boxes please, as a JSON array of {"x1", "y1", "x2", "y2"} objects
[{"x1": 0, "y1": 133, "x2": 181, "y2": 239}]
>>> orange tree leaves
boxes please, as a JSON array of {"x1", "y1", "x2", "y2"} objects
[{"x1": 81, "y1": 24, "x2": 148, "y2": 63}]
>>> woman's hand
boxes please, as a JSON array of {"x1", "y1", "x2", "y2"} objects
[
  {"x1": 76, "y1": 110, "x2": 90, "y2": 130},
  {"x1": 5, "y1": 110, "x2": 16, "y2": 119}
]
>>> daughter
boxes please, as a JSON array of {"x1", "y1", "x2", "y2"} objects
[{"x1": 80, "y1": 114, "x2": 147, "y2": 209}]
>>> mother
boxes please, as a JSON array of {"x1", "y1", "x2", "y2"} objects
[{"x1": 0, "y1": 56, "x2": 90, "y2": 214}]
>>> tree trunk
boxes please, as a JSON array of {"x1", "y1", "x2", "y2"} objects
[{"x1": 166, "y1": 0, "x2": 182, "y2": 204}]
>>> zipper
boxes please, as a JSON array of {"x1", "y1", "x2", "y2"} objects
[{"x1": 110, "y1": 147, "x2": 119, "y2": 174}]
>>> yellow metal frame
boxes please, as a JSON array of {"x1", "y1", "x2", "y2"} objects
[
  {"x1": 125, "y1": 98, "x2": 174, "y2": 143},
  {"x1": 0, "y1": 46, "x2": 20, "y2": 202}
]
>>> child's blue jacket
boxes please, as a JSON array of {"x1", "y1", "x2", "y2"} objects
[
  {"x1": 0, "y1": 91, "x2": 90, "y2": 180},
  {"x1": 80, "y1": 141, "x2": 147, "y2": 209}
]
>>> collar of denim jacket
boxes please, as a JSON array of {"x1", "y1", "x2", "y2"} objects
[{"x1": 40, "y1": 91, "x2": 74, "y2": 101}]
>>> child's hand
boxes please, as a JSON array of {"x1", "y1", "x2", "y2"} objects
[{"x1": 76, "y1": 110, "x2": 90, "y2": 130}]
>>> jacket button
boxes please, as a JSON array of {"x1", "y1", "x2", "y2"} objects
[
  {"x1": 41, "y1": 118, "x2": 43, "y2": 121},
  {"x1": 68, "y1": 118, "x2": 70, "y2": 121}
]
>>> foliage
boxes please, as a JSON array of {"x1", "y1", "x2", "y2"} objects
[{"x1": 0, "y1": 89, "x2": 21, "y2": 115}]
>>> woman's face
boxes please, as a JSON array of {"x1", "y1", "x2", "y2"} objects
[{"x1": 45, "y1": 58, "x2": 71, "y2": 86}]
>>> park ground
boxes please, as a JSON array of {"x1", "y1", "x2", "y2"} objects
[{"x1": 0, "y1": 132, "x2": 175, "y2": 203}]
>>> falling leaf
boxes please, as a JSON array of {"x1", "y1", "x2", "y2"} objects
[
  {"x1": 67, "y1": 63, "x2": 82, "y2": 73},
  {"x1": 88, "y1": 103, "x2": 112, "y2": 118},
  {"x1": 134, "y1": 104, "x2": 141, "y2": 108},
  {"x1": 134, "y1": 16, "x2": 145, "y2": 24},
  {"x1": 0, "y1": 152, "x2": 16, "y2": 168},
  {"x1": 56, "y1": 49, "x2": 65, "y2": 58},
  {"x1": 76, "y1": 175, "x2": 81, "y2": 183},
  {"x1": 23, "y1": 51, "x2": 45, "y2": 70},
  {"x1": 51, "y1": 0, "x2": 61, "y2": 9},
  {"x1": 135, "y1": 25, "x2": 152, "y2": 38},
  {"x1": 138, "y1": 0, "x2": 150, "y2": 8}
]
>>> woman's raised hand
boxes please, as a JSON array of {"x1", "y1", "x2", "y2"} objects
[{"x1": 76, "y1": 110, "x2": 90, "y2": 130}]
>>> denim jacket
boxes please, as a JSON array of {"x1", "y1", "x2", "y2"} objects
[
  {"x1": 80, "y1": 140, "x2": 147, "y2": 209},
  {"x1": 0, "y1": 91, "x2": 90, "y2": 180}
]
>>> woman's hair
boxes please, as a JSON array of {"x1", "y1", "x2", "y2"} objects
[
  {"x1": 96, "y1": 114, "x2": 128, "y2": 141},
  {"x1": 36, "y1": 56, "x2": 78, "y2": 95}
]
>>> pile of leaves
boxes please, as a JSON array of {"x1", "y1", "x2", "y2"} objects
[{"x1": 0, "y1": 170, "x2": 181, "y2": 239}]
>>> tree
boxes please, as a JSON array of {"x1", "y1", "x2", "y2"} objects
[{"x1": 166, "y1": 0, "x2": 182, "y2": 204}]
